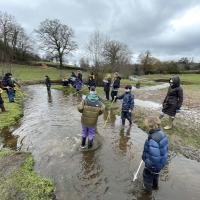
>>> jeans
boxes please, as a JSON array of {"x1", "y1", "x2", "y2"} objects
[
  {"x1": 7, "y1": 88, "x2": 15, "y2": 102},
  {"x1": 121, "y1": 111, "x2": 132, "y2": 125}
]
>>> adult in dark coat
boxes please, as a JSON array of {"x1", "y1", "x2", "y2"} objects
[{"x1": 161, "y1": 75, "x2": 183, "y2": 129}]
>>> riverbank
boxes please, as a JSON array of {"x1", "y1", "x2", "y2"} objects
[
  {"x1": 0, "y1": 90, "x2": 24, "y2": 132},
  {"x1": 0, "y1": 150, "x2": 54, "y2": 199},
  {"x1": 0, "y1": 91, "x2": 55, "y2": 200}
]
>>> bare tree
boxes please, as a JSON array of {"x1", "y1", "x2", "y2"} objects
[
  {"x1": 79, "y1": 57, "x2": 89, "y2": 70},
  {"x1": 102, "y1": 40, "x2": 132, "y2": 70},
  {"x1": 139, "y1": 51, "x2": 161, "y2": 74},
  {"x1": 87, "y1": 30, "x2": 105, "y2": 68},
  {"x1": 35, "y1": 19, "x2": 77, "y2": 68},
  {"x1": 0, "y1": 11, "x2": 14, "y2": 47}
]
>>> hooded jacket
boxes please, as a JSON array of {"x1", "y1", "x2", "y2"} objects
[
  {"x1": 2, "y1": 76, "x2": 15, "y2": 88},
  {"x1": 78, "y1": 94, "x2": 105, "y2": 127},
  {"x1": 117, "y1": 92, "x2": 134, "y2": 111},
  {"x1": 142, "y1": 128, "x2": 168, "y2": 172},
  {"x1": 111, "y1": 77, "x2": 121, "y2": 91},
  {"x1": 162, "y1": 75, "x2": 183, "y2": 116}
]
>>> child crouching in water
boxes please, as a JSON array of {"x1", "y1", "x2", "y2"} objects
[
  {"x1": 78, "y1": 86, "x2": 105, "y2": 149},
  {"x1": 116, "y1": 85, "x2": 134, "y2": 126}
]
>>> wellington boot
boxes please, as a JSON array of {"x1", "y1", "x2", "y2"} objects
[
  {"x1": 164, "y1": 117, "x2": 174, "y2": 130},
  {"x1": 80, "y1": 137, "x2": 86, "y2": 148},
  {"x1": 164, "y1": 125, "x2": 173, "y2": 130},
  {"x1": 88, "y1": 140, "x2": 93, "y2": 149}
]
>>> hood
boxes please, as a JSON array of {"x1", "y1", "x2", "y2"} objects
[
  {"x1": 170, "y1": 75, "x2": 180, "y2": 88},
  {"x1": 86, "y1": 93, "x2": 99, "y2": 102}
]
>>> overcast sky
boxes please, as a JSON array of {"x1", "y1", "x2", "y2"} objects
[{"x1": 1, "y1": 0, "x2": 200, "y2": 63}]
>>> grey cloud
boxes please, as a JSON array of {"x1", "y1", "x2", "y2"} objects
[{"x1": 1, "y1": 0, "x2": 200, "y2": 61}]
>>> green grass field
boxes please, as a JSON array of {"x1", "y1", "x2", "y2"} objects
[
  {"x1": 0, "y1": 64, "x2": 78, "y2": 81},
  {"x1": 120, "y1": 79, "x2": 157, "y2": 87},
  {"x1": 143, "y1": 74, "x2": 200, "y2": 84}
]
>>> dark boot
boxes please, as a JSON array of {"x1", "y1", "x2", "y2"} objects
[
  {"x1": 152, "y1": 174, "x2": 159, "y2": 190},
  {"x1": 88, "y1": 139, "x2": 93, "y2": 149},
  {"x1": 81, "y1": 137, "x2": 86, "y2": 148}
]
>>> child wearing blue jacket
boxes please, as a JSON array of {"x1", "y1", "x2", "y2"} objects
[
  {"x1": 142, "y1": 116, "x2": 168, "y2": 192},
  {"x1": 116, "y1": 85, "x2": 134, "y2": 126}
]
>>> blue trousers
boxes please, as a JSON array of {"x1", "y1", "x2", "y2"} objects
[
  {"x1": 143, "y1": 168, "x2": 159, "y2": 191},
  {"x1": 7, "y1": 88, "x2": 15, "y2": 102},
  {"x1": 121, "y1": 111, "x2": 132, "y2": 125}
]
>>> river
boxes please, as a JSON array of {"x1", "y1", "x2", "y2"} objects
[{"x1": 1, "y1": 85, "x2": 200, "y2": 200}]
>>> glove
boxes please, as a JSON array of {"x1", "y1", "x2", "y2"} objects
[{"x1": 129, "y1": 109, "x2": 132, "y2": 113}]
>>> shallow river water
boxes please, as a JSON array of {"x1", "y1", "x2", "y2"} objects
[{"x1": 1, "y1": 85, "x2": 200, "y2": 200}]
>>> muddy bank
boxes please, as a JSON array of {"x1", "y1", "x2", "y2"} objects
[{"x1": 0, "y1": 150, "x2": 54, "y2": 200}]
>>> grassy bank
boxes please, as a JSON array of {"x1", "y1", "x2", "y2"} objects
[
  {"x1": 0, "y1": 91, "x2": 23, "y2": 131},
  {"x1": 0, "y1": 150, "x2": 54, "y2": 200},
  {"x1": 144, "y1": 74, "x2": 200, "y2": 85},
  {"x1": 0, "y1": 64, "x2": 73, "y2": 81},
  {"x1": 1, "y1": 64, "x2": 161, "y2": 88},
  {"x1": 120, "y1": 79, "x2": 158, "y2": 87}
]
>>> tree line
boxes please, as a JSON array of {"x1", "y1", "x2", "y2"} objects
[{"x1": 1, "y1": 11, "x2": 199, "y2": 76}]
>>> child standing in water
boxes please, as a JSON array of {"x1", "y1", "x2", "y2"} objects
[
  {"x1": 142, "y1": 116, "x2": 168, "y2": 192},
  {"x1": 78, "y1": 86, "x2": 105, "y2": 149},
  {"x1": 116, "y1": 85, "x2": 134, "y2": 126}
]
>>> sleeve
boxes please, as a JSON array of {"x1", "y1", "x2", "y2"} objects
[
  {"x1": 142, "y1": 140, "x2": 148, "y2": 161},
  {"x1": 163, "y1": 88, "x2": 169, "y2": 105},
  {"x1": 78, "y1": 101, "x2": 84, "y2": 113},
  {"x1": 130, "y1": 94, "x2": 134, "y2": 110},
  {"x1": 116, "y1": 94, "x2": 124, "y2": 100},
  {"x1": 177, "y1": 87, "x2": 183, "y2": 109}
]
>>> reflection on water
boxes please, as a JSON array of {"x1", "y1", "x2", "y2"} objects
[
  {"x1": 119, "y1": 126, "x2": 131, "y2": 154},
  {"x1": 47, "y1": 90, "x2": 52, "y2": 103},
  {"x1": 1, "y1": 85, "x2": 200, "y2": 200}
]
